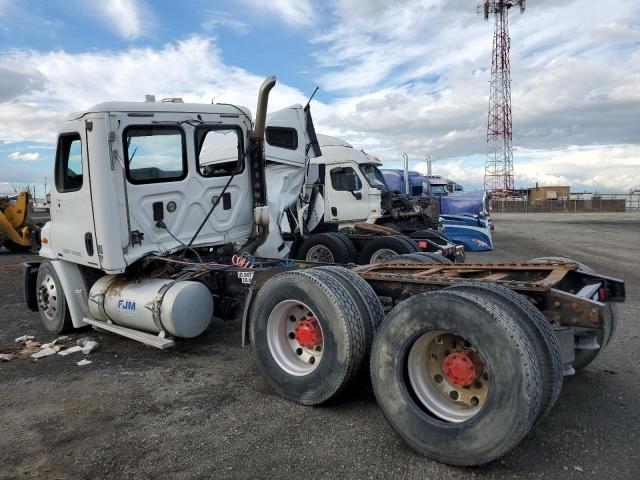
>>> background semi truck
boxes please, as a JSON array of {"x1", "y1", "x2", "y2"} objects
[
  {"x1": 21, "y1": 77, "x2": 625, "y2": 467},
  {"x1": 256, "y1": 105, "x2": 462, "y2": 264}
]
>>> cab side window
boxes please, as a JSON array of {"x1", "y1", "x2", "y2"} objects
[
  {"x1": 195, "y1": 127, "x2": 243, "y2": 177},
  {"x1": 55, "y1": 133, "x2": 83, "y2": 192},
  {"x1": 330, "y1": 167, "x2": 362, "y2": 191},
  {"x1": 124, "y1": 126, "x2": 187, "y2": 184},
  {"x1": 266, "y1": 127, "x2": 298, "y2": 150}
]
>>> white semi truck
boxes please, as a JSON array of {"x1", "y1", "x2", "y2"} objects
[
  {"x1": 22, "y1": 77, "x2": 625, "y2": 466},
  {"x1": 255, "y1": 104, "x2": 462, "y2": 264}
]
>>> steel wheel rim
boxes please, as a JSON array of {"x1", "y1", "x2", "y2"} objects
[
  {"x1": 266, "y1": 300, "x2": 324, "y2": 376},
  {"x1": 38, "y1": 273, "x2": 59, "y2": 321},
  {"x1": 407, "y1": 330, "x2": 489, "y2": 423},
  {"x1": 306, "y1": 245, "x2": 335, "y2": 263},
  {"x1": 370, "y1": 248, "x2": 398, "y2": 263}
]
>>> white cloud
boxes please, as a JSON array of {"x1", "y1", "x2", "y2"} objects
[
  {"x1": 8, "y1": 151, "x2": 39, "y2": 161},
  {"x1": 303, "y1": 0, "x2": 640, "y2": 192},
  {"x1": 241, "y1": 0, "x2": 314, "y2": 26},
  {"x1": 408, "y1": 145, "x2": 640, "y2": 191},
  {"x1": 94, "y1": 0, "x2": 149, "y2": 40},
  {"x1": 1, "y1": 1, "x2": 639, "y2": 193},
  {"x1": 0, "y1": 37, "x2": 310, "y2": 143},
  {"x1": 202, "y1": 12, "x2": 249, "y2": 35}
]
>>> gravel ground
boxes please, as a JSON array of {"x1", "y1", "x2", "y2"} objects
[{"x1": 1, "y1": 212, "x2": 639, "y2": 479}]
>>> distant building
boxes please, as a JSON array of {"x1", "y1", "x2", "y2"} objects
[{"x1": 526, "y1": 185, "x2": 570, "y2": 202}]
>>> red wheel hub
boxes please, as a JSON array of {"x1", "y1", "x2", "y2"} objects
[
  {"x1": 443, "y1": 352, "x2": 477, "y2": 387},
  {"x1": 294, "y1": 318, "x2": 323, "y2": 349}
]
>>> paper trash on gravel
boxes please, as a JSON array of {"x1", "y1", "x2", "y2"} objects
[
  {"x1": 15, "y1": 335, "x2": 35, "y2": 343},
  {"x1": 0, "y1": 353, "x2": 14, "y2": 361},
  {"x1": 77, "y1": 338, "x2": 98, "y2": 354},
  {"x1": 58, "y1": 346, "x2": 83, "y2": 356},
  {"x1": 31, "y1": 347, "x2": 59, "y2": 359},
  {"x1": 77, "y1": 359, "x2": 92, "y2": 366}
]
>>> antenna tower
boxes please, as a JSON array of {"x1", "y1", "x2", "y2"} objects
[{"x1": 480, "y1": 0, "x2": 525, "y2": 196}]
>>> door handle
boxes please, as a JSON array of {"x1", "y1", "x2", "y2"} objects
[
  {"x1": 331, "y1": 207, "x2": 337, "y2": 216},
  {"x1": 84, "y1": 232, "x2": 94, "y2": 256}
]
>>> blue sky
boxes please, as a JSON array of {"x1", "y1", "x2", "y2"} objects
[{"x1": 1, "y1": 0, "x2": 639, "y2": 197}]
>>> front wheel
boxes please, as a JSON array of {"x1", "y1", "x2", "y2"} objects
[
  {"x1": 35, "y1": 261, "x2": 73, "y2": 334},
  {"x1": 371, "y1": 290, "x2": 542, "y2": 466}
]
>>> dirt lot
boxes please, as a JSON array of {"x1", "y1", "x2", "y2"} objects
[{"x1": 1, "y1": 212, "x2": 639, "y2": 479}]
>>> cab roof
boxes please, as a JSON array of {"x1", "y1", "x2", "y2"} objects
[
  {"x1": 65, "y1": 101, "x2": 252, "y2": 121},
  {"x1": 310, "y1": 134, "x2": 382, "y2": 166}
]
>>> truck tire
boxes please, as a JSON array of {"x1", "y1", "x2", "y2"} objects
[
  {"x1": 446, "y1": 282, "x2": 563, "y2": 421},
  {"x1": 296, "y1": 233, "x2": 355, "y2": 264},
  {"x1": 313, "y1": 266, "x2": 384, "y2": 332},
  {"x1": 413, "y1": 252, "x2": 453, "y2": 264},
  {"x1": 326, "y1": 232, "x2": 358, "y2": 262},
  {"x1": 573, "y1": 303, "x2": 617, "y2": 370},
  {"x1": 527, "y1": 256, "x2": 594, "y2": 273},
  {"x1": 250, "y1": 269, "x2": 366, "y2": 405},
  {"x1": 359, "y1": 235, "x2": 419, "y2": 264},
  {"x1": 371, "y1": 290, "x2": 542, "y2": 466},
  {"x1": 35, "y1": 260, "x2": 73, "y2": 334},
  {"x1": 526, "y1": 256, "x2": 616, "y2": 370}
]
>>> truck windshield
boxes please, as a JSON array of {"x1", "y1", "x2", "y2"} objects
[
  {"x1": 360, "y1": 164, "x2": 387, "y2": 189},
  {"x1": 430, "y1": 184, "x2": 448, "y2": 194}
]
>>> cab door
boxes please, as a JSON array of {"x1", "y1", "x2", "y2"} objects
[
  {"x1": 324, "y1": 164, "x2": 370, "y2": 223},
  {"x1": 49, "y1": 127, "x2": 98, "y2": 267},
  {"x1": 111, "y1": 113, "x2": 253, "y2": 262}
]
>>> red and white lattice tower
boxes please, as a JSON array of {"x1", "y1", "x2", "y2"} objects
[{"x1": 480, "y1": 0, "x2": 525, "y2": 197}]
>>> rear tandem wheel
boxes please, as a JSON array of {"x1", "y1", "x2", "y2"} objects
[
  {"x1": 370, "y1": 290, "x2": 542, "y2": 466},
  {"x1": 250, "y1": 268, "x2": 369, "y2": 405}
]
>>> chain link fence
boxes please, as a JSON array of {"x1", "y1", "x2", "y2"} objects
[{"x1": 491, "y1": 198, "x2": 628, "y2": 213}]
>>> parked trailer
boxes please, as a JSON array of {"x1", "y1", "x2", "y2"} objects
[{"x1": 21, "y1": 77, "x2": 626, "y2": 466}]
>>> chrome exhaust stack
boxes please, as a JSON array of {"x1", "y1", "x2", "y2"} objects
[
  {"x1": 253, "y1": 75, "x2": 276, "y2": 138},
  {"x1": 402, "y1": 152, "x2": 410, "y2": 195}
]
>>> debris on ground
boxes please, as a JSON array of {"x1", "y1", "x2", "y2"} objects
[
  {"x1": 77, "y1": 337, "x2": 99, "y2": 354},
  {"x1": 77, "y1": 359, "x2": 92, "y2": 366},
  {"x1": 58, "y1": 345, "x2": 83, "y2": 356},
  {"x1": 5, "y1": 336, "x2": 95, "y2": 360},
  {"x1": 31, "y1": 347, "x2": 59, "y2": 359},
  {"x1": 14, "y1": 335, "x2": 35, "y2": 343}
]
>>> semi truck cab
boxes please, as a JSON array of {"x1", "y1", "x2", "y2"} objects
[{"x1": 42, "y1": 101, "x2": 259, "y2": 275}]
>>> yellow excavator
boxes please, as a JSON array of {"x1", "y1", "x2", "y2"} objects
[{"x1": 0, "y1": 191, "x2": 37, "y2": 252}]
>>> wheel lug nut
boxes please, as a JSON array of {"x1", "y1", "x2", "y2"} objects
[
  {"x1": 288, "y1": 332, "x2": 295, "y2": 340},
  {"x1": 296, "y1": 348, "x2": 303, "y2": 356}
]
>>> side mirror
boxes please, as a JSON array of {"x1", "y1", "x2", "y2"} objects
[{"x1": 351, "y1": 191, "x2": 362, "y2": 200}]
